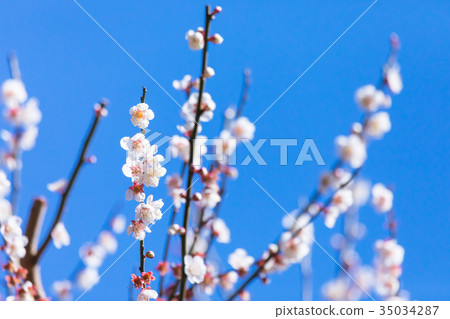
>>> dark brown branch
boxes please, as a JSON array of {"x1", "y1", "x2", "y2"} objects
[
  {"x1": 34, "y1": 100, "x2": 108, "y2": 262},
  {"x1": 179, "y1": 5, "x2": 212, "y2": 301},
  {"x1": 139, "y1": 86, "x2": 147, "y2": 276},
  {"x1": 21, "y1": 197, "x2": 47, "y2": 298}
]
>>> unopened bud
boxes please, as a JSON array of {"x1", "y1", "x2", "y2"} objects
[
  {"x1": 204, "y1": 66, "x2": 215, "y2": 78},
  {"x1": 85, "y1": 155, "x2": 97, "y2": 164},
  {"x1": 211, "y1": 6, "x2": 222, "y2": 16},
  {"x1": 209, "y1": 33, "x2": 224, "y2": 45},
  {"x1": 351, "y1": 122, "x2": 363, "y2": 135},
  {"x1": 145, "y1": 251, "x2": 155, "y2": 259},
  {"x1": 192, "y1": 192, "x2": 203, "y2": 201},
  {"x1": 192, "y1": 78, "x2": 200, "y2": 90},
  {"x1": 268, "y1": 243, "x2": 278, "y2": 254},
  {"x1": 178, "y1": 227, "x2": 186, "y2": 236},
  {"x1": 168, "y1": 224, "x2": 180, "y2": 236}
]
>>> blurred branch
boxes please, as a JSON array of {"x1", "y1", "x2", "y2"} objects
[
  {"x1": 21, "y1": 197, "x2": 47, "y2": 298},
  {"x1": 235, "y1": 68, "x2": 251, "y2": 118},
  {"x1": 34, "y1": 100, "x2": 108, "y2": 263}
]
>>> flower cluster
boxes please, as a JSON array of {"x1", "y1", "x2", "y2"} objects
[
  {"x1": 51, "y1": 214, "x2": 126, "y2": 300},
  {"x1": 0, "y1": 215, "x2": 39, "y2": 300},
  {"x1": 0, "y1": 68, "x2": 41, "y2": 300},
  {"x1": 374, "y1": 238, "x2": 406, "y2": 299},
  {"x1": 121, "y1": 99, "x2": 166, "y2": 240},
  {"x1": 1, "y1": 75, "x2": 42, "y2": 170},
  {"x1": 121, "y1": 90, "x2": 165, "y2": 301}
]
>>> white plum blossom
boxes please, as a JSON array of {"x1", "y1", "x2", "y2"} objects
[
  {"x1": 169, "y1": 187, "x2": 186, "y2": 210},
  {"x1": 228, "y1": 248, "x2": 254, "y2": 272},
  {"x1": 220, "y1": 271, "x2": 238, "y2": 290},
  {"x1": 332, "y1": 189, "x2": 354, "y2": 213},
  {"x1": 374, "y1": 239, "x2": 404, "y2": 268},
  {"x1": 373, "y1": 238, "x2": 405, "y2": 298},
  {"x1": 173, "y1": 74, "x2": 193, "y2": 91},
  {"x1": 365, "y1": 112, "x2": 391, "y2": 139},
  {"x1": 110, "y1": 214, "x2": 126, "y2": 234},
  {"x1": 184, "y1": 255, "x2": 207, "y2": 284},
  {"x1": 324, "y1": 206, "x2": 340, "y2": 229},
  {"x1": 137, "y1": 287, "x2": 158, "y2": 301},
  {"x1": 182, "y1": 92, "x2": 216, "y2": 123},
  {"x1": 122, "y1": 157, "x2": 146, "y2": 184},
  {"x1": 79, "y1": 243, "x2": 106, "y2": 268},
  {"x1": 1, "y1": 79, "x2": 27, "y2": 106},
  {"x1": 144, "y1": 161, "x2": 167, "y2": 187},
  {"x1": 230, "y1": 117, "x2": 255, "y2": 140},
  {"x1": 279, "y1": 232, "x2": 311, "y2": 264},
  {"x1": 1, "y1": 215, "x2": 28, "y2": 263},
  {"x1": 187, "y1": 230, "x2": 208, "y2": 255},
  {"x1": 18, "y1": 125, "x2": 38, "y2": 150},
  {"x1": 209, "y1": 33, "x2": 224, "y2": 45},
  {"x1": 47, "y1": 178, "x2": 68, "y2": 194},
  {"x1": 135, "y1": 195, "x2": 164, "y2": 225},
  {"x1": 281, "y1": 211, "x2": 311, "y2": 232},
  {"x1": 200, "y1": 264, "x2": 219, "y2": 295},
  {"x1": 350, "y1": 179, "x2": 371, "y2": 207},
  {"x1": 5, "y1": 235, "x2": 28, "y2": 261},
  {"x1": 204, "y1": 66, "x2": 215, "y2": 78},
  {"x1": 335, "y1": 134, "x2": 367, "y2": 168},
  {"x1": 129, "y1": 103, "x2": 154, "y2": 129},
  {"x1": 6, "y1": 281, "x2": 35, "y2": 301},
  {"x1": 371, "y1": 183, "x2": 393, "y2": 213},
  {"x1": 1, "y1": 215, "x2": 23, "y2": 241},
  {"x1": 10, "y1": 98, "x2": 42, "y2": 127},
  {"x1": 97, "y1": 231, "x2": 118, "y2": 254},
  {"x1": 77, "y1": 267, "x2": 99, "y2": 290},
  {"x1": 127, "y1": 220, "x2": 151, "y2": 240},
  {"x1": 200, "y1": 184, "x2": 221, "y2": 209},
  {"x1": 375, "y1": 274, "x2": 400, "y2": 298},
  {"x1": 213, "y1": 130, "x2": 237, "y2": 164},
  {"x1": 52, "y1": 280, "x2": 72, "y2": 300},
  {"x1": 186, "y1": 28, "x2": 204, "y2": 50},
  {"x1": 51, "y1": 222, "x2": 70, "y2": 249},
  {"x1": 0, "y1": 198, "x2": 12, "y2": 222},
  {"x1": 354, "y1": 84, "x2": 390, "y2": 112},
  {"x1": 384, "y1": 63, "x2": 403, "y2": 94},
  {"x1": 322, "y1": 278, "x2": 349, "y2": 301},
  {"x1": 211, "y1": 218, "x2": 230, "y2": 243},
  {"x1": 120, "y1": 133, "x2": 150, "y2": 160},
  {"x1": 125, "y1": 182, "x2": 145, "y2": 202},
  {"x1": 0, "y1": 169, "x2": 11, "y2": 197},
  {"x1": 169, "y1": 135, "x2": 190, "y2": 162}
]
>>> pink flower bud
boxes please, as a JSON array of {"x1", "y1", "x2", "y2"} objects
[
  {"x1": 209, "y1": 33, "x2": 224, "y2": 45},
  {"x1": 85, "y1": 155, "x2": 97, "y2": 164},
  {"x1": 211, "y1": 6, "x2": 222, "y2": 15}
]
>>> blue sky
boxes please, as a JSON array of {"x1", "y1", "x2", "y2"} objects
[{"x1": 0, "y1": 0, "x2": 449, "y2": 300}]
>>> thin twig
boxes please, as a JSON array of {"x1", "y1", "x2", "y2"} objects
[
  {"x1": 34, "y1": 100, "x2": 108, "y2": 262},
  {"x1": 227, "y1": 167, "x2": 362, "y2": 300},
  {"x1": 139, "y1": 86, "x2": 148, "y2": 275},
  {"x1": 179, "y1": 5, "x2": 212, "y2": 301},
  {"x1": 159, "y1": 163, "x2": 186, "y2": 296}
]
